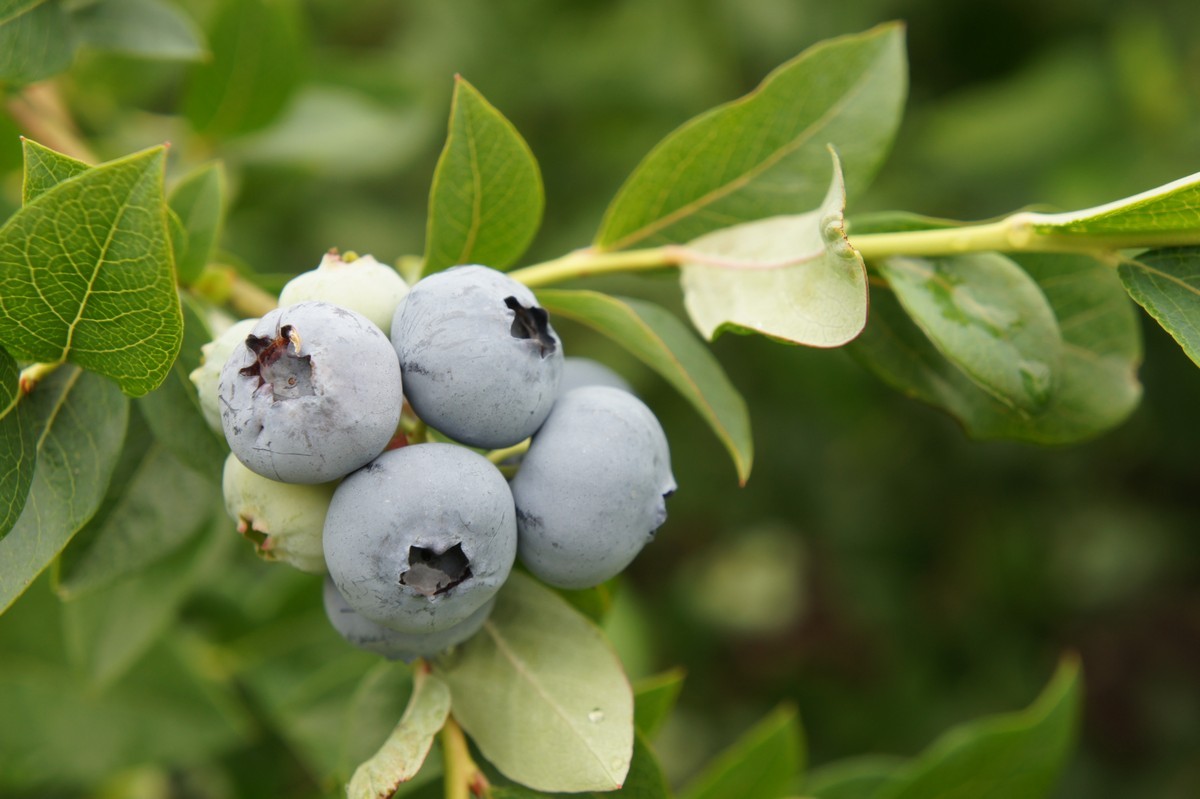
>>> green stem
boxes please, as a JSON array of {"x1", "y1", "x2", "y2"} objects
[
  {"x1": 441, "y1": 715, "x2": 489, "y2": 799},
  {"x1": 509, "y1": 246, "x2": 676, "y2": 287},
  {"x1": 486, "y1": 438, "x2": 530, "y2": 464}
]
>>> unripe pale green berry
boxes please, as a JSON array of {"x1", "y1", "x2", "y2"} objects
[
  {"x1": 190, "y1": 317, "x2": 259, "y2": 433},
  {"x1": 222, "y1": 453, "x2": 336, "y2": 573},
  {"x1": 279, "y1": 250, "x2": 409, "y2": 337}
]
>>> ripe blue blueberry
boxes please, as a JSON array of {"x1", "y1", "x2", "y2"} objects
[
  {"x1": 218, "y1": 301, "x2": 402, "y2": 484},
  {"x1": 323, "y1": 576, "x2": 493, "y2": 662},
  {"x1": 559, "y1": 356, "x2": 633, "y2": 396},
  {"x1": 510, "y1": 386, "x2": 676, "y2": 589},
  {"x1": 323, "y1": 443, "x2": 517, "y2": 634},
  {"x1": 391, "y1": 265, "x2": 562, "y2": 448}
]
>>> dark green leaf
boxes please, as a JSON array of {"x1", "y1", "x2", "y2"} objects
[
  {"x1": 70, "y1": 0, "x2": 205, "y2": 61},
  {"x1": 633, "y1": 668, "x2": 685, "y2": 739},
  {"x1": 595, "y1": 24, "x2": 906, "y2": 250},
  {"x1": 61, "y1": 512, "x2": 226, "y2": 687},
  {"x1": 876, "y1": 253, "x2": 1062, "y2": 414},
  {"x1": 1118, "y1": 247, "x2": 1200, "y2": 367},
  {"x1": 0, "y1": 367, "x2": 128, "y2": 614},
  {"x1": 423, "y1": 76, "x2": 544, "y2": 275},
  {"x1": 136, "y1": 292, "x2": 227, "y2": 477},
  {"x1": 336, "y1": 662, "x2": 416, "y2": 783},
  {"x1": 169, "y1": 162, "x2": 225, "y2": 285},
  {"x1": 347, "y1": 669, "x2": 451, "y2": 799},
  {"x1": 876, "y1": 656, "x2": 1082, "y2": 799},
  {"x1": 183, "y1": 0, "x2": 303, "y2": 136},
  {"x1": 680, "y1": 705, "x2": 804, "y2": 799},
  {"x1": 55, "y1": 443, "x2": 219, "y2": 598},
  {"x1": 802, "y1": 756, "x2": 905, "y2": 799},
  {"x1": 850, "y1": 253, "x2": 1142, "y2": 443},
  {"x1": 680, "y1": 149, "x2": 867, "y2": 347},
  {"x1": 536, "y1": 290, "x2": 753, "y2": 484},
  {"x1": 433, "y1": 572, "x2": 634, "y2": 793},
  {"x1": 0, "y1": 346, "x2": 35, "y2": 541},
  {"x1": 0, "y1": 0, "x2": 75, "y2": 84},
  {"x1": 21, "y1": 138, "x2": 89, "y2": 203},
  {"x1": 0, "y1": 144, "x2": 182, "y2": 397}
]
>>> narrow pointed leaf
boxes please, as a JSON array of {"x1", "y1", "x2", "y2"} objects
[
  {"x1": 347, "y1": 669, "x2": 451, "y2": 799},
  {"x1": 0, "y1": 367, "x2": 129, "y2": 614},
  {"x1": 802, "y1": 755, "x2": 905, "y2": 799},
  {"x1": 876, "y1": 253, "x2": 1062, "y2": 414},
  {"x1": 851, "y1": 253, "x2": 1141, "y2": 443},
  {"x1": 680, "y1": 149, "x2": 867, "y2": 347},
  {"x1": 423, "y1": 76, "x2": 544, "y2": 275},
  {"x1": 0, "y1": 0, "x2": 75, "y2": 84},
  {"x1": 877, "y1": 657, "x2": 1082, "y2": 799},
  {"x1": 433, "y1": 572, "x2": 634, "y2": 793},
  {"x1": 169, "y1": 163, "x2": 226, "y2": 285},
  {"x1": 680, "y1": 705, "x2": 805, "y2": 799},
  {"x1": 0, "y1": 345, "x2": 36, "y2": 540},
  {"x1": 21, "y1": 139, "x2": 90, "y2": 203},
  {"x1": 0, "y1": 145, "x2": 182, "y2": 397},
  {"x1": 71, "y1": 0, "x2": 206, "y2": 61},
  {"x1": 1029, "y1": 171, "x2": 1200, "y2": 239},
  {"x1": 536, "y1": 290, "x2": 752, "y2": 483},
  {"x1": 1118, "y1": 247, "x2": 1200, "y2": 367},
  {"x1": 633, "y1": 668, "x2": 686, "y2": 739},
  {"x1": 595, "y1": 23, "x2": 905, "y2": 251}
]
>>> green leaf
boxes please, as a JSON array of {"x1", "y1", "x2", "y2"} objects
[
  {"x1": 55, "y1": 443, "x2": 218, "y2": 598},
  {"x1": 876, "y1": 253, "x2": 1062, "y2": 414},
  {"x1": 876, "y1": 657, "x2": 1082, "y2": 799},
  {"x1": 802, "y1": 756, "x2": 905, "y2": 799},
  {"x1": 536, "y1": 290, "x2": 753, "y2": 484},
  {"x1": 348, "y1": 669, "x2": 451, "y2": 799},
  {"x1": 423, "y1": 76, "x2": 544, "y2": 275},
  {"x1": 852, "y1": 253, "x2": 1142, "y2": 443},
  {"x1": 337, "y1": 662, "x2": 417, "y2": 783},
  {"x1": 136, "y1": 293, "x2": 227, "y2": 477},
  {"x1": 0, "y1": 367, "x2": 128, "y2": 614},
  {"x1": 61, "y1": 512, "x2": 225, "y2": 687},
  {"x1": 1028, "y1": 171, "x2": 1200, "y2": 238},
  {"x1": 0, "y1": 144, "x2": 182, "y2": 397},
  {"x1": 680, "y1": 705, "x2": 805, "y2": 799},
  {"x1": 1118, "y1": 247, "x2": 1200, "y2": 367},
  {"x1": 491, "y1": 731, "x2": 671, "y2": 799},
  {"x1": 183, "y1": 0, "x2": 303, "y2": 137},
  {"x1": 70, "y1": 0, "x2": 205, "y2": 61},
  {"x1": 0, "y1": 0, "x2": 75, "y2": 84},
  {"x1": 433, "y1": 571, "x2": 634, "y2": 793},
  {"x1": 633, "y1": 668, "x2": 686, "y2": 739},
  {"x1": 554, "y1": 580, "x2": 616, "y2": 625},
  {"x1": 21, "y1": 138, "x2": 90, "y2": 204},
  {"x1": 0, "y1": 346, "x2": 36, "y2": 541},
  {"x1": 679, "y1": 149, "x2": 867, "y2": 347},
  {"x1": 595, "y1": 23, "x2": 906, "y2": 251},
  {"x1": 168, "y1": 163, "x2": 225, "y2": 285}
]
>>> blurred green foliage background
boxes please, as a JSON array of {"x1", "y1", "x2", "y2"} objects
[{"x1": 3, "y1": 1, "x2": 1200, "y2": 796}]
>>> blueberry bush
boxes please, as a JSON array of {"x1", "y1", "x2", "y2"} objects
[{"x1": 3, "y1": 2, "x2": 1200, "y2": 798}]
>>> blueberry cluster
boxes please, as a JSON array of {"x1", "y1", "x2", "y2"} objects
[{"x1": 193, "y1": 255, "x2": 675, "y2": 662}]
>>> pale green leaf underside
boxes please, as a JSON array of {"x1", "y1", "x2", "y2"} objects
[
  {"x1": 423, "y1": 76, "x2": 544, "y2": 275},
  {"x1": 680, "y1": 705, "x2": 804, "y2": 799},
  {"x1": 1118, "y1": 247, "x2": 1200, "y2": 368},
  {"x1": 0, "y1": 145, "x2": 181, "y2": 397},
  {"x1": 0, "y1": 345, "x2": 36, "y2": 541},
  {"x1": 1030, "y1": 170, "x2": 1200, "y2": 236},
  {"x1": 595, "y1": 23, "x2": 906, "y2": 251},
  {"x1": 434, "y1": 572, "x2": 633, "y2": 793},
  {"x1": 536, "y1": 290, "x2": 753, "y2": 484},
  {"x1": 850, "y1": 253, "x2": 1141, "y2": 444},
  {"x1": 681, "y1": 149, "x2": 867, "y2": 347},
  {"x1": 877, "y1": 252, "x2": 1062, "y2": 415},
  {"x1": 0, "y1": 367, "x2": 129, "y2": 614},
  {"x1": 876, "y1": 657, "x2": 1081, "y2": 799},
  {"x1": 71, "y1": 0, "x2": 206, "y2": 61}
]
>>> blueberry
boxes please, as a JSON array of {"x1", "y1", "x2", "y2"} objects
[
  {"x1": 279, "y1": 251, "x2": 409, "y2": 337},
  {"x1": 221, "y1": 453, "x2": 334, "y2": 573},
  {"x1": 218, "y1": 301, "x2": 403, "y2": 484},
  {"x1": 323, "y1": 443, "x2": 517, "y2": 633},
  {"x1": 558, "y1": 356, "x2": 633, "y2": 397},
  {"x1": 510, "y1": 386, "x2": 676, "y2": 589},
  {"x1": 322, "y1": 576, "x2": 492, "y2": 662},
  {"x1": 391, "y1": 265, "x2": 562, "y2": 448}
]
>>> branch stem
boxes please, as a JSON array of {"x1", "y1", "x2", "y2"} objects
[
  {"x1": 509, "y1": 246, "x2": 677, "y2": 287},
  {"x1": 441, "y1": 715, "x2": 489, "y2": 799}
]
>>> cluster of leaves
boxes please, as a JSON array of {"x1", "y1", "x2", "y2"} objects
[{"x1": 3, "y1": 6, "x2": 1200, "y2": 797}]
